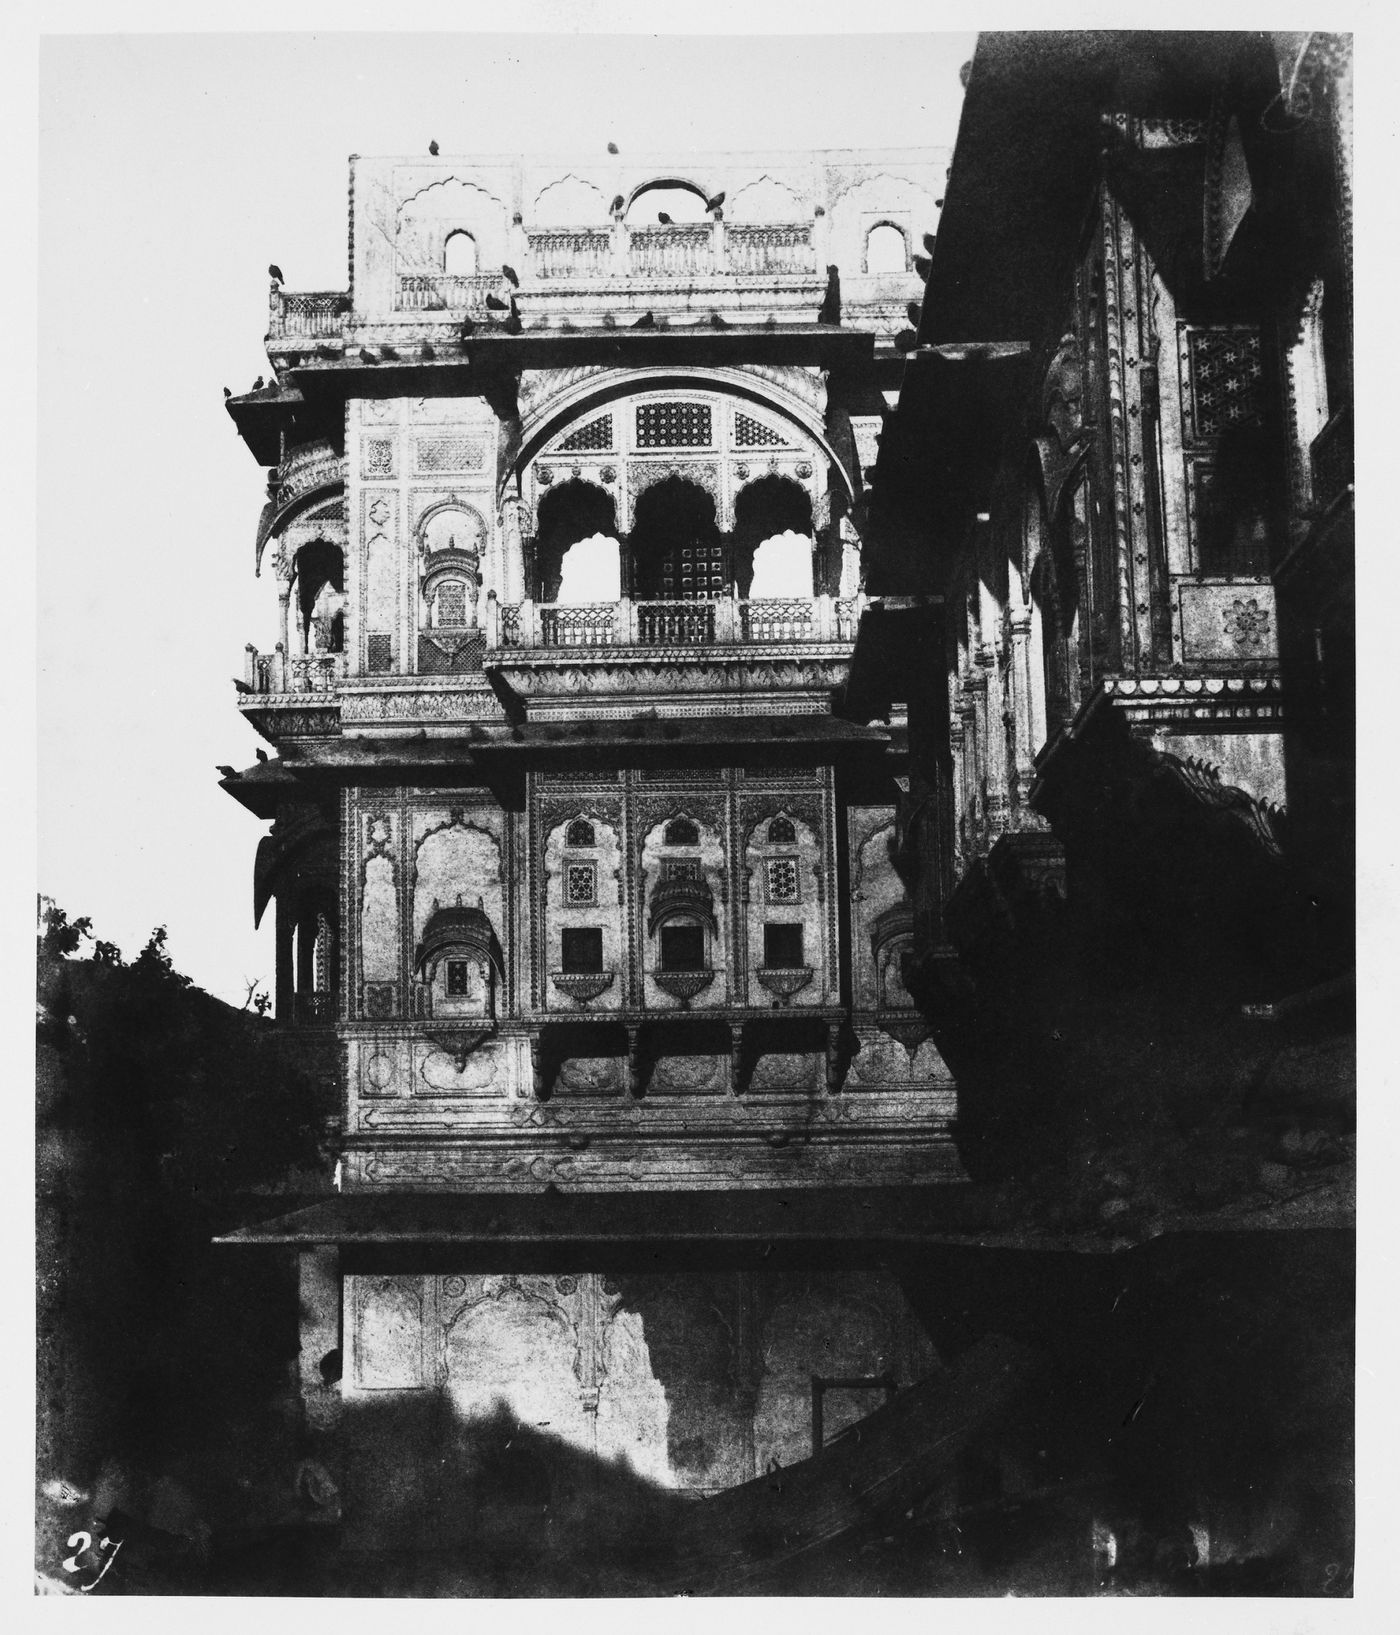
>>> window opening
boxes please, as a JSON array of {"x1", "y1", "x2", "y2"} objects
[
  {"x1": 561, "y1": 928, "x2": 604, "y2": 974},
  {"x1": 763, "y1": 924, "x2": 804, "y2": 969},
  {"x1": 443, "y1": 231, "x2": 478, "y2": 275},
  {"x1": 660, "y1": 923, "x2": 706, "y2": 972},
  {"x1": 636, "y1": 402, "x2": 712, "y2": 448},
  {"x1": 767, "y1": 816, "x2": 796, "y2": 844},
  {"x1": 865, "y1": 223, "x2": 908, "y2": 274},
  {"x1": 664, "y1": 818, "x2": 700, "y2": 847},
  {"x1": 446, "y1": 960, "x2": 472, "y2": 996},
  {"x1": 565, "y1": 863, "x2": 597, "y2": 905},
  {"x1": 766, "y1": 858, "x2": 800, "y2": 903},
  {"x1": 565, "y1": 819, "x2": 596, "y2": 848}
]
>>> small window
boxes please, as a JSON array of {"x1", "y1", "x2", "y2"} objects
[
  {"x1": 660, "y1": 923, "x2": 706, "y2": 972},
  {"x1": 866, "y1": 222, "x2": 908, "y2": 274},
  {"x1": 561, "y1": 927, "x2": 604, "y2": 974},
  {"x1": 446, "y1": 959, "x2": 473, "y2": 996},
  {"x1": 763, "y1": 924, "x2": 804, "y2": 969},
  {"x1": 566, "y1": 862, "x2": 597, "y2": 906},
  {"x1": 766, "y1": 858, "x2": 800, "y2": 903},
  {"x1": 662, "y1": 858, "x2": 700, "y2": 882},
  {"x1": 767, "y1": 816, "x2": 796, "y2": 844},
  {"x1": 444, "y1": 230, "x2": 478, "y2": 275},
  {"x1": 664, "y1": 817, "x2": 699, "y2": 847},
  {"x1": 565, "y1": 818, "x2": 596, "y2": 849}
]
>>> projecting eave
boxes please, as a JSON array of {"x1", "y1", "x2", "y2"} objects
[
  {"x1": 215, "y1": 1185, "x2": 998, "y2": 1249},
  {"x1": 218, "y1": 757, "x2": 304, "y2": 818},
  {"x1": 282, "y1": 323, "x2": 874, "y2": 401}
]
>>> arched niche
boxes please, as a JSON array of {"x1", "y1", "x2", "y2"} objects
[
  {"x1": 534, "y1": 479, "x2": 617, "y2": 603},
  {"x1": 630, "y1": 475, "x2": 723, "y2": 600},
  {"x1": 417, "y1": 503, "x2": 488, "y2": 630},
  {"x1": 727, "y1": 175, "x2": 806, "y2": 222},
  {"x1": 640, "y1": 811, "x2": 727, "y2": 1008},
  {"x1": 413, "y1": 895, "x2": 503, "y2": 1023},
  {"x1": 291, "y1": 537, "x2": 346, "y2": 654},
  {"x1": 733, "y1": 474, "x2": 814, "y2": 598},
  {"x1": 543, "y1": 813, "x2": 624, "y2": 1011},
  {"x1": 744, "y1": 808, "x2": 824, "y2": 1008}
]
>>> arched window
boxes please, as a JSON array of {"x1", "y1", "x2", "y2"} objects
[
  {"x1": 443, "y1": 230, "x2": 478, "y2": 275},
  {"x1": 565, "y1": 819, "x2": 595, "y2": 849},
  {"x1": 664, "y1": 817, "x2": 699, "y2": 847},
  {"x1": 767, "y1": 816, "x2": 796, "y2": 845},
  {"x1": 865, "y1": 222, "x2": 908, "y2": 274}
]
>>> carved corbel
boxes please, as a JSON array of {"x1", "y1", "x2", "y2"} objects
[{"x1": 729, "y1": 1023, "x2": 748, "y2": 1095}]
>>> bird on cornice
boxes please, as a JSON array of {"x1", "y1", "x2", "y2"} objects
[
  {"x1": 485, "y1": 293, "x2": 508, "y2": 311},
  {"x1": 610, "y1": 194, "x2": 625, "y2": 216},
  {"x1": 503, "y1": 295, "x2": 523, "y2": 335},
  {"x1": 913, "y1": 253, "x2": 931, "y2": 280},
  {"x1": 252, "y1": 375, "x2": 266, "y2": 390},
  {"x1": 429, "y1": 139, "x2": 439, "y2": 156},
  {"x1": 223, "y1": 386, "x2": 232, "y2": 398},
  {"x1": 460, "y1": 315, "x2": 476, "y2": 339},
  {"x1": 906, "y1": 300, "x2": 924, "y2": 328},
  {"x1": 923, "y1": 231, "x2": 936, "y2": 254},
  {"x1": 816, "y1": 265, "x2": 841, "y2": 327},
  {"x1": 657, "y1": 212, "x2": 673, "y2": 225},
  {"x1": 256, "y1": 748, "x2": 269, "y2": 762},
  {"x1": 268, "y1": 264, "x2": 283, "y2": 283},
  {"x1": 217, "y1": 765, "x2": 237, "y2": 777},
  {"x1": 607, "y1": 141, "x2": 619, "y2": 155},
  {"x1": 501, "y1": 264, "x2": 519, "y2": 287},
  {"x1": 632, "y1": 311, "x2": 656, "y2": 329},
  {"x1": 705, "y1": 191, "x2": 725, "y2": 214}
]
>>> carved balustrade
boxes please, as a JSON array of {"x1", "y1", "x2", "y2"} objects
[
  {"x1": 725, "y1": 223, "x2": 815, "y2": 276},
  {"x1": 492, "y1": 596, "x2": 857, "y2": 650},
  {"x1": 526, "y1": 228, "x2": 613, "y2": 280},
  {"x1": 395, "y1": 273, "x2": 501, "y2": 313},
  {"x1": 628, "y1": 224, "x2": 714, "y2": 279},
  {"x1": 243, "y1": 646, "x2": 348, "y2": 694},
  {"x1": 269, "y1": 288, "x2": 352, "y2": 339}
]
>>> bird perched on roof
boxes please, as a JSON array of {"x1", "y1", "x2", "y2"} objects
[
  {"x1": 913, "y1": 253, "x2": 932, "y2": 280},
  {"x1": 252, "y1": 374, "x2": 266, "y2": 390},
  {"x1": 705, "y1": 191, "x2": 725, "y2": 214},
  {"x1": 217, "y1": 763, "x2": 238, "y2": 775},
  {"x1": 459, "y1": 315, "x2": 475, "y2": 339},
  {"x1": 708, "y1": 311, "x2": 729, "y2": 329},
  {"x1": 657, "y1": 211, "x2": 673, "y2": 225},
  {"x1": 632, "y1": 311, "x2": 656, "y2": 329},
  {"x1": 502, "y1": 295, "x2": 522, "y2": 335},
  {"x1": 268, "y1": 264, "x2": 283, "y2": 283},
  {"x1": 358, "y1": 346, "x2": 377, "y2": 364},
  {"x1": 485, "y1": 292, "x2": 508, "y2": 311},
  {"x1": 923, "y1": 231, "x2": 936, "y2": 254},
  {"x1": 256, "y1": 748, "x2": 269, "y2": 763},
  {"x1": 501, "y1": 264, "x2": 519, "y2": 287},
  {"x1": 223, "y1": 386, "x2": 232, "y2": 398},
  {"x1": 607, "y1": 141, "x2": 619, "y2": 155},
  {"x1": 610, "y1": 194, "x2": 625, "y2": 215},
  {"x1": 816, "y1": 265, "x2": 841, "y2": 326},
  {"x1": 420, "y1": 341, "x2": 435, "y2": 359},
  {"x1": 429, "y1": 139, "x2": 439, "y2": 156}
]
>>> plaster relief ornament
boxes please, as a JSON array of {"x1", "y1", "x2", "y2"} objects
[{"x1": 1223, "y1": 597, "x2": 1271, "y2": 650}]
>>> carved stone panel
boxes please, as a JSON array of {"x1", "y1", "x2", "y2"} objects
[{"x1": 348, "y1": 1274, "x2": 427, "y2": 1391}]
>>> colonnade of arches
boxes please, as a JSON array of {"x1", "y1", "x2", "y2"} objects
[{"x1": 531, "y1": 471, "x2": 823, "y2": 604}]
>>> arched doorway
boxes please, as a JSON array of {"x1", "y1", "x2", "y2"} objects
[{"x1": 629, "y1": 475, "x2": 724, "y2": 601}]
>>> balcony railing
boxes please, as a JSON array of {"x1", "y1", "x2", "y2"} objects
[
  {"x1": 492, "y1": 594, "x2": 860, "y2": 651},
  {"x1": 725, "y1": 223, "x2": 815, "y2": 276},
  {"x1": 243, "y1": 647, "x2": 348, "y2": 694},
  {"x1": 269, "y1": 289, "x2": 352, "y2": 339},
  {"x1": 395, "y1": 272, "x2": 501, "y2": 313},
  {"x1": 526, "y1": 228, "x2": 613, "y2": 280},
  {"x1": 628, "y1": 224, "x2": 715, "y2": 279}
]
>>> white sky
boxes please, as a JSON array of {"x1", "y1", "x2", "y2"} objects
[{"x1": 35, "y1": 28, "x2": 974, "y2": 1004}]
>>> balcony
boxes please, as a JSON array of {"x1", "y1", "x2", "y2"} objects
[
  {"x1": 243, "y1": 648, "x2": 349, "y2": 694},
  {"x1": 395, "y1": 272, "x2": 502, "y2": 314},
  {"x1": 492, "y1": 594, "x2": 860, "y2": 651},
  {"x1": 268, "y1": 289, "x2": 352, "y2": 339}
]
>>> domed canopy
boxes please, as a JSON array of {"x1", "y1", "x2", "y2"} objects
[{"x1": 414, "y1": 898, "x2": 503, "y2": 977}]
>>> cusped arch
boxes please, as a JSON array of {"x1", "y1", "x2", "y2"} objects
[
  {"x1": 532, "y1": 173, "x2": 609, "y2": 225},
  {"x1": 727, "y1": 175, "x2": 806, "y2": 222}
]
